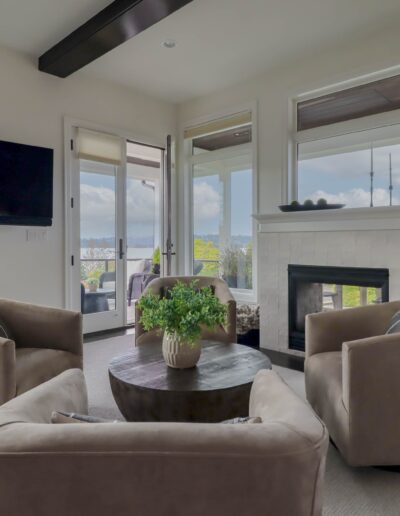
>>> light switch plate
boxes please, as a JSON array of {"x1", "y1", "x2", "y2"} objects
[{"x1": 26, "y1": 229, "x2": 48, "y2": 242}]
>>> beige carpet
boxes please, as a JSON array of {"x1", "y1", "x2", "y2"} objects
[{"x1": 84, "y1": 335, "x2": 400, "y2": 516}]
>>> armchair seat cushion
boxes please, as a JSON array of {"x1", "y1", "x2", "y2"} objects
[
  {"x1": 16, "y1": 349, "x2": 82, "y2": 396},
  {"x1": 305, "y1": 352, "x2": 349, "y2": 457}
]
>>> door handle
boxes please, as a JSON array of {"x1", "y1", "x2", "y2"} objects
[{"x1": 119, "y1": 239, "x2": 125, "y2": 259}]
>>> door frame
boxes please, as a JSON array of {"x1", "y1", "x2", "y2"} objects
[{"x1": 64, "y1": 117, "x2": 172, "y2": 331}]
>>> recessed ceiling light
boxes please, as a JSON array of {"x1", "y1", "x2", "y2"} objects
[{"x1": 162, "y1": 39, "x2": 176, "y2": 49}]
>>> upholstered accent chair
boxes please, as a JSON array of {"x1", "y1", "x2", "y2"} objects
[
  {"x1": 135, "y1": 276, "x2": 237, "y2": 346},
  {"x1": 305, "y1": 300, "x2": 400, "y2": 466},
  {"x1": 0, "y1": 368, "x2": 328, "y2": 516},
  {"x1": 0, "y1": 299, "x2": 83, "y2": 405}
]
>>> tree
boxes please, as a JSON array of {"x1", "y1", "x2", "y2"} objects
[{"x1": 193, "y1": 239, "x2": 220, "y2": 276}]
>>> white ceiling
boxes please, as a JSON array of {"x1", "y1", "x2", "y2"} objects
[
  {"x1": 0, "y1": 0, "x2": 112, "y2": 55},
  {"x1": 1, "y1": 0, "x2": 400, "y2": 103}
]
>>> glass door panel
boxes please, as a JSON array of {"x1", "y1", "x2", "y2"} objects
[
  {"x1": 126, "y1": 142, "x2": 162, "y2": 324},
  {"x1": 79, "y1": 159, "x2": 123, "y2": 332}
]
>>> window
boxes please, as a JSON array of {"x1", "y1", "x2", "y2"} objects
[
  {"x1": 293, "y1": 73, "x2": 400, "y2": 208},
  {"x1": 185, "y1": 111, "x2": 255, "y2": 299}
]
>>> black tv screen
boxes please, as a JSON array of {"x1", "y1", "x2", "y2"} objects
[{"x1": 0, "y1": 140, "x2": 53, "y2": 226}]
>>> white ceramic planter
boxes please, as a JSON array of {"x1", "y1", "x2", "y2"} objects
[{"x1": 162, "y1": 332, "x2": 201, "y2": 369}]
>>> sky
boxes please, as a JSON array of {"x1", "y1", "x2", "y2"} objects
[
  {"x1": 80, "y1": 171, "x2": 159, "y2": 242},
  {"x1": 193, "y1": 168, "x2": 252, "y2": 236},
  {"x1": 80, "y1": 166, "x2": 253, "y2": 244},
  {"x1": 298, "y1": 143, "x2": 400, "y2": 207}
]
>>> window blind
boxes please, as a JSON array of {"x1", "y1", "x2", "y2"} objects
[
  {"x1": 184, "y1": 111, "x2": 252, "y2": 139},
  {"x1": 76, "y1": 128, "x2": 123, "y2": 165},
  {"x1": 297, "y1": 74, "x2": 400, "y2": 131}
]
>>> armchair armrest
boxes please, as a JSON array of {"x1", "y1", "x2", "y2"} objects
[
  {"x1": 305, "y1": 301, "x2": 400, "y2": 358},
  {"x1": 0, "y1": 299, "x2": 82, "y2": 358},
  {"x1": 0, "y1": 337, "x2": 16, "y2": 404},
  {"x1": 341, "y1": 333, "x2": 400, "y2": 464},
  {"x1": 342, "y1": 332, "x2": 400, "y2": 412}
]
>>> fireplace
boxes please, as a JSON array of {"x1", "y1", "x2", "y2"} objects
[{"x1": 288, "y1": 265, "x2": 389, "y2": 352}]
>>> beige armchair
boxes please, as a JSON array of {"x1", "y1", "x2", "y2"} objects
[
  {"x1": 305, "y1": 300, "x2": 400, "y2": 466},
  {"x1": 135, "y1": 276, "x2": 236, "y2": 346},
  {"x1": 0, "y1": 368, "x2": 328, "y2": 516},
  {"x1": 0, "y1": 298, "x2": 83, "y2": 405}
]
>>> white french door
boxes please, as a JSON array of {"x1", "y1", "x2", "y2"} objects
[
  {"x1": 66, "y1": 123, "x2": 174, "y2": 334},
  {"x1": 71, "y1": 155, "x2": 126, "y2": 334}
]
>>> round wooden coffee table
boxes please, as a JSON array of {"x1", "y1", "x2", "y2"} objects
[{"x1": 109, "y1": 341, "x2": 271, "y2": 422}]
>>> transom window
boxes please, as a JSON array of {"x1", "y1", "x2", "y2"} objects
[{"x1": 293, "y1": 73, "x2": 400, "y2": 208}]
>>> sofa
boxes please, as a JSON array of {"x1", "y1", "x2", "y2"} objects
[
  {"x1": 0, "y1": 298, "x2": 83, "y2": 404},
  {"x1": 135, "y1": 276, "x2": 237, "y2": 346},
  {"x1": 0, "y1": 368, "x2": 328, "y2": 516},
  {"x1": 305, "y1": 300, "x2": 400, "y2": 466}
]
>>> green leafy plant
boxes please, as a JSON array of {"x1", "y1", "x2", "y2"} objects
[
  {"x1": 317, "y1": 198, "x2": 327, "y2": 206},
  {"x1": 220, "y1": 247, "x2": 239, "y2": 284},
  {"x1": 152, "y1": 247, "x2": 160, "y2": 266},
  {"x1": 138, "y1": 280, "x2": 227, "y2": 345},
  {"x1": 220, "y1": 245, "x2": 252, "y2": 289},
  {"x1": 304, "y1": 199, "x2": 314, "y2": 206},
  {"x1": 290, "y1": 200, "x2": 300, "y2": 206},
  {"x1": 86, "y1": 277, "x2": 99, "y2": 287}
]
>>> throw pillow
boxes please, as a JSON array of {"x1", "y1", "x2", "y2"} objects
[
  {"x1": 0, "y1": 320, "x2": 10, "y2": 340},
  {"x1": 51, "y1": 411, "x2": 120, "y2": 424},
  {"x1": 386, "y1": 311, "x2": 400, "y2": 334},
  {"x1": 221, "y1": 416, "x2": 262, "y2": 424}
]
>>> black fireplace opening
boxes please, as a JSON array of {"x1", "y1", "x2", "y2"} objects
[{"x1": 288, "y1": 265, "x2": 389, "y2": 352}]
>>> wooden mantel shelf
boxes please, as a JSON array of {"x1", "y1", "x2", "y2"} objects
[{"x1": 253, "y1": 206, "x2": 400, "y2": 233}]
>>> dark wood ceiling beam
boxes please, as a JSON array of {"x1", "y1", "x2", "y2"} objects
[{"x1": 38, "y1": 0, "x2": 193, "y2": 78}]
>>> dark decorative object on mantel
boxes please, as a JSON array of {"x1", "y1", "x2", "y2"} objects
[{"x1": 279, "y1": 198, "x2": 345, "y2": 212}]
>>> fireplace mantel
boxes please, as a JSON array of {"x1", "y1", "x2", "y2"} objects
[{"x1": 253, "y1": 206, "x2": 400, "y2": 233}]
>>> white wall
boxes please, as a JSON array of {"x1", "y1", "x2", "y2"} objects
[{"x1": 0, "y1": 46, "x2": 176, "y2": 308}]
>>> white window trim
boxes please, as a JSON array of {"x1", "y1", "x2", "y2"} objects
[
  {"x1": 287, "y1": 69, "x2": 400, "y2": 206},
  {"x1": 183, "y1": 102, "x2": 258, "y2": 304}
]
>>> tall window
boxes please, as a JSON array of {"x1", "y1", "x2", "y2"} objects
[
  {"x1": 294, "y1": 74, "x2": 400, "y2": 208},
  {"x1": 185, "y1": 111, "x2": 255, "y2": 299}
]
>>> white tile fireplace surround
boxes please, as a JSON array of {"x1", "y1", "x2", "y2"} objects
[{"x1": 255, "y1": 207, "x2": 400, "y2": 355}]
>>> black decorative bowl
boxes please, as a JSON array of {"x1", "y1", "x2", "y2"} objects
[{"x1": 279, "y1": 203, "x2": 345, "y2": 212}]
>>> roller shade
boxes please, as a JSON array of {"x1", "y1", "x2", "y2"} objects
[
  {"x1": 297, "y1": 74, "x2": 400, "y2": 131},
  {"x1": 76, "y1": 128, "x2": 123, "y2": 165},
  {"x1": 184, "y1": 111, "x2": 252, "y2": 139}
]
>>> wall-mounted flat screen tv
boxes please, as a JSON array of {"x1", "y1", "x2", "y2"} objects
[{"x1": 0, "y1": 140, "x2": 53, "y2": 226}]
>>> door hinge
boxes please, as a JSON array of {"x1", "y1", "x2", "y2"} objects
[
  {"x1": 71, "y1": 197, "x2": 74, "y2": 208},
  {"x1": 71, "y1": 255, "x2": 74, "y2": 266},
  {"x1": 70, "y1": 139, "x2": 74, "y2": 151}
]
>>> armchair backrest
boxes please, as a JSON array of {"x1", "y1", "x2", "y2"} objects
[{"x1": 306, "y1": 300, "x2": 400, "y2": 358}]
